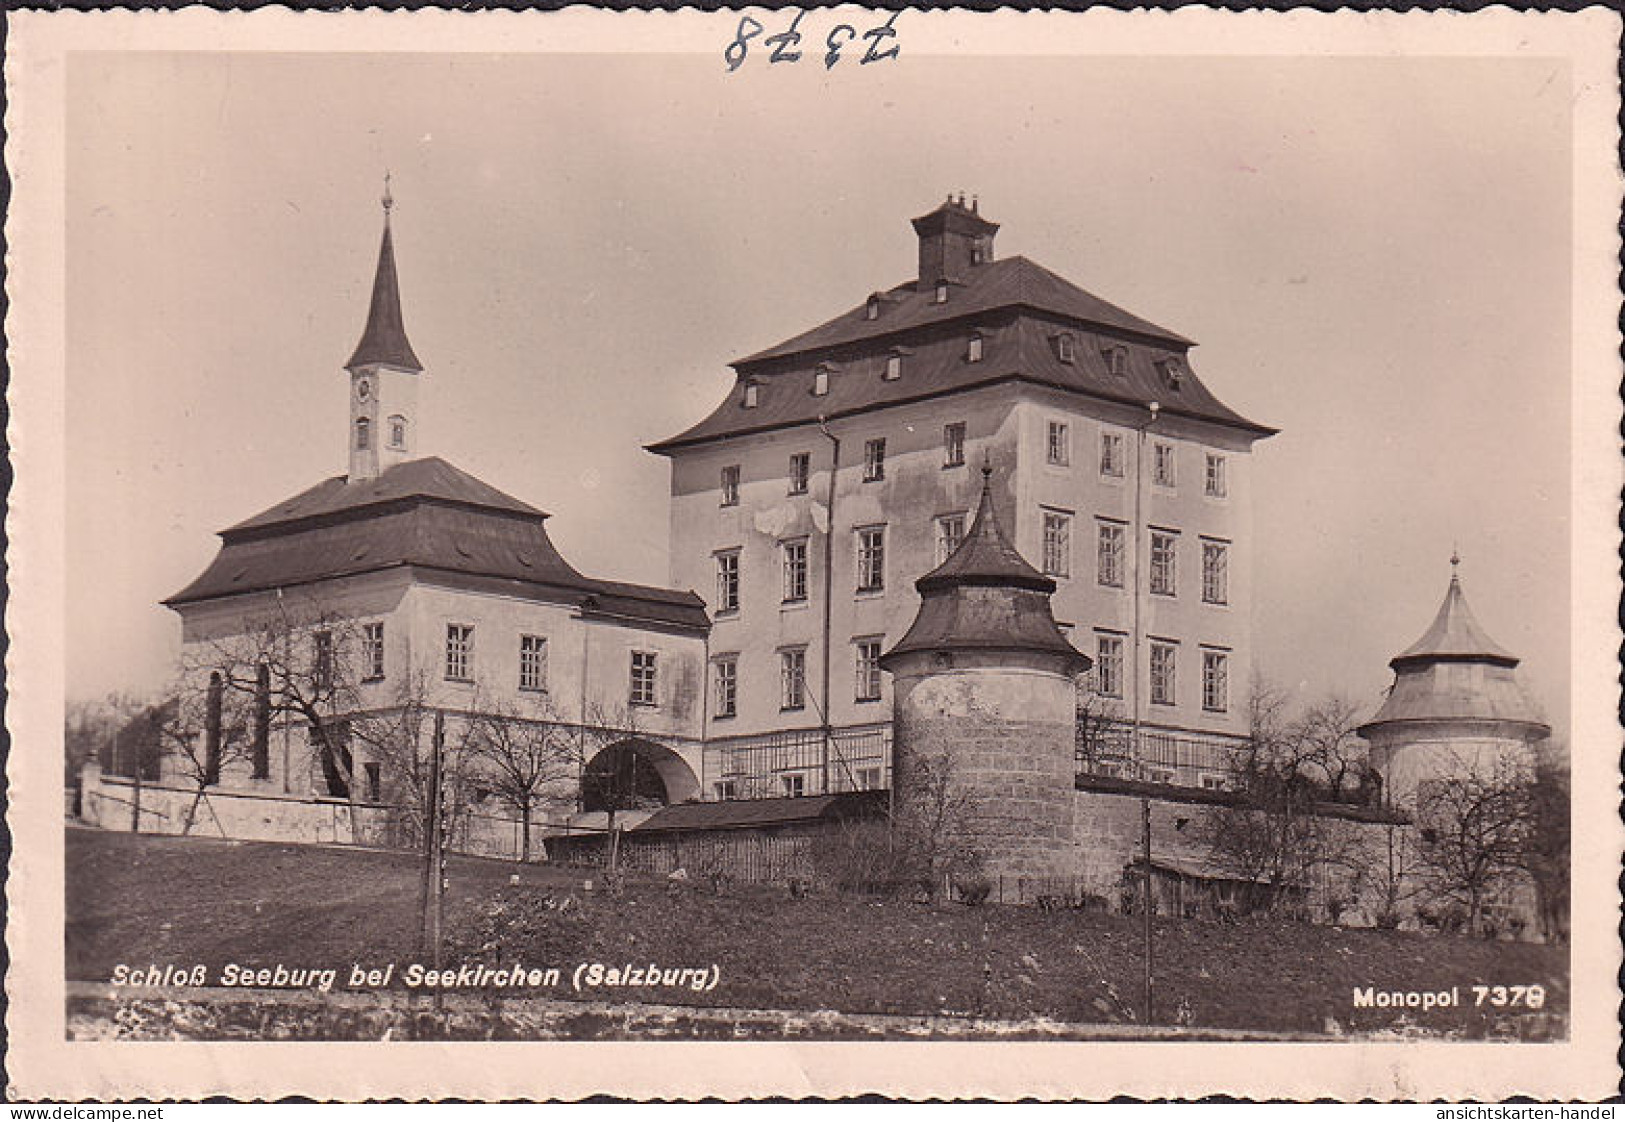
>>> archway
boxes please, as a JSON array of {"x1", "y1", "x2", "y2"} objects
[{"x1": 581, "y1": 738, "x2": 701, "y2": 812}]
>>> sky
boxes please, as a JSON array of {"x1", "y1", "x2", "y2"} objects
[{"x1": 64, "y1": 48, "x2": 1574, "y2": 733}]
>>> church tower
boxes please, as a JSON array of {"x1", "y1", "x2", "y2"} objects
[{"x1": 345, "y1": 177, "x2": 423, "y2": 481}]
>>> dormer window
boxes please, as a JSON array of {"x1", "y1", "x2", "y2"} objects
[
  {"x1": 966, "y1": 331, "x2": 984, "y2": 363},
  {"x1": 813, "y1": 365, "x2": 832, "y2": 396},
  {"x1": 743, "y1": 380, "x2": 760, "y2": 409},
  {"x1": 1158, "y1": 357, "x2": 1184, "y2": 390},
  {"x1": 934, "y1": 282, "x2": 949, "y2": 305},
  {"x1": 1056, "y1": 333, "x2": 1076, "y2": 364},
  {"x1": 866, "y1": 296, "x2": 881, "y2": 321},
  {"x1": 883, "y1": 352, "x2": 902, "y2": 381},
  {"x1": 1103, "y1": 345, "x2": 1128, "y2": 377}
]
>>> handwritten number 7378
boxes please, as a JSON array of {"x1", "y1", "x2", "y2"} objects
[{"x1": 725, "y1": 11, "x2": 901, "y2": 72}]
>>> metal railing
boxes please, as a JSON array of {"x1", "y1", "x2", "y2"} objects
[
  {"x1": 1076, "y1": 717, "x2": 1244, "y2": 791},
  {"x1": 703, "y1": 725, "x2": 892, "y2": 800}
]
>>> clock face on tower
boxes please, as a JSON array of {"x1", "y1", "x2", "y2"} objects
[{"x1": 357, "y1": 379, "x2": 372, "y2": 402}]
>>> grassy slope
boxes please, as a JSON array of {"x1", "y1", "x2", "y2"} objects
[{"x1": 67, "y1": 829, "x2": 1568, "y2": 1038}]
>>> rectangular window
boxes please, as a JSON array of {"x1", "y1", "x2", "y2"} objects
[
  {"x1": 1047, "y1": 420, "x2": 1070, "y2": 466},
  {"x1": 1042, "y1": 509, "x2": 1071, "y2": 578},
  {"x1": 1100, "y1": 431, "x2": 1125, "y2": 478},
  {"x1": 715, "y1": 550, "x2": 741, "y2": 614},
  {"x1": 519, "y1": 635, "x2": 549, "y2": 692},
  {"x1": 713, "y1": 656, "x2": 738, "y2": 719},
  {"x1": 1153, "y1": 442, "x2": 1176, "y2": 488},
  {"x1": 856, "y1": 766, "x2": 883, "y2": 791},
  {"x1": 714, "y1": 779, "x2": 739, "y2": 800},
  {"x1": 936, "y1": 513, "x2": 966, "y2": 564},
  {"x1": 630, "y1": 651, "x2": 658, "y2": 707},
  {"x1": 1151, "y1": 641, "x2": 1177, "y2": 706},
  {"x1": 313, "y1": 630, "x2": 334, "y2": 691},
  {"x1": 1202, "y1": 539, "x2": 1229, "y2": 605},
  {"x1": 781, "y1": 538, "x2": 808, "y2": 603},
  {"x1": 781, "y1": 773, "x2": 807, "y2": 797},
  {"x1": 1205, "y1": 452, "x2": 1228, "y2": 498},
  {"x1": 720, "y1": 464, "x2": 741, "y2": 506},
  {"x1": 856, "y1": 526, "x2": 886, "y2": 592},
  {"x1": 780, "y1": 648, "x2": 807, "y2": 711},
  {"x1": 863, "y1": 438, "x2": 886, "y2": 482},
  {"x1": 943, "y1": 422, "x2": 966, "y2": 467},
  {"x1": 854, "y1": 638, "x2": 883, "y2": 702},
  {"x1": 445, "y1": 624, "x2": 474, "y2": 682},
  {"x1": 1202, "y1": 648, "x2": 1229, "y2": 713},
  {"x1": 1094, "y1": 633, "x2": 1125, "y2": 699},
  {"x1": 362, "y1": 622, "x2": 385, "y2": 681},
  {"x1": 1097, "y1": 520, "x2": 1125, "y2": 588},
  {"x1": 364, "y1": 762, "x2": 382, "y2": 803},
  {"x1": 1150, "y1": 530, "x2": 1178, "y2": 597},
  {"x1": 788, "y1": 452, "x2": 810, "y2": 495}
]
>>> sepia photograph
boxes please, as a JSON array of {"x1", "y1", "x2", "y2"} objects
[{"x1": 6, "y1": 5, "x2": 1621, "y2": 1101}]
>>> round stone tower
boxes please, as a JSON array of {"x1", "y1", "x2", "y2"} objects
[
  {"x1": 879, "y1": 464, "x2": 1091, "y2": 882},
  {"x1": 1357, "y1": 556, "x2": 1550, "y2": 808}
]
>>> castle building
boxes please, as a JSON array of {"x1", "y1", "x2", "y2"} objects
[
  {"x1": 1357, "y1": 556, "x2": 1552, "y2": 808},
  {"x1": 140, "y1": 190, "x2": 712, "y2": 837},
  {"x1": 651, "y1": 197, "x2": 1275, "y2": 799}
]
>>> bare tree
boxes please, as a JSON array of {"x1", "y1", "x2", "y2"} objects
[
  {"x1": 466, "y1": 693, "x2": 580, "y2": 861},
  {"x1": 1204, "y1": 682, "x2": 1373, "y2": 915},
  {"x1": 579, "y1": 699, "x2": 655, "y2": 876},
  {"x1": 152, "y1": 674, "x2": 253, "y2": 835},
  {"x1": 1413, "y1": 750, "x2": 1533, "y2": 937},
  {"x1": 891, "y1": 746, "x2": 986, "y2": 902},
  {"x1": 1519, "y1": 747, "x2": 1570, "y2": 944},
  {"x1": 183, "y1": 596, "x2": 370, "y2": 799}
]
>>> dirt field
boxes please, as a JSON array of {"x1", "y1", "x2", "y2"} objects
[{"x1": 67, "y1": 828, "x2": 1569, "y2": 1039}]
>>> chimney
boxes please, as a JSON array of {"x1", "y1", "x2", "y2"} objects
[{"x1": 911, "y1": 195, "x2": 1000, "y2": 290}]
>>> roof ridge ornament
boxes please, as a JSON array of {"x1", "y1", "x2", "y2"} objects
[{"x1": 381, "y1": 170, "x2": 394, "y2": 219}]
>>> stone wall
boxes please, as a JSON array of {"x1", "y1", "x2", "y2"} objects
[
  {"x1": 78, "y1": 764, "x2": 550, "y2": 862},
  {"x1": 893, "y1": 669, "x2": 1079, "y2": 880}
]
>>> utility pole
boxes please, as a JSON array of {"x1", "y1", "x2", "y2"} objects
[
  {"x1": 430, "y1": 709, "x2": 446, "y2": 977},
  {"x1": 1142, "y1": 795, "x2": 1154, "y2": 1025},
  {"x1": 421, "y1": 710, "x2": 446, "y2": 971}
]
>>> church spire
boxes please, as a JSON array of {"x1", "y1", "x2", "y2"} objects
[{"x1": 346, "y1": 178, "x2": 422, "y2": 374}]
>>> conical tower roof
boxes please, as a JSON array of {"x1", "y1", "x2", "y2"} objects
[
  {"x1": 346, "y1": 196, "x2": 422, "y2": 373},
  {"x1": 1390, "y1": 562, "x2": 1518, "y2": 670},
  {"x1": 1359, "y1": 558, "x2": 1548, "y2": 737},
  {"x1": 881, "y1": 464, "x2": 1087, "y2": 672},
  {"x1": 916, "y1": 463, "x2": 1055, "y2": 594}
]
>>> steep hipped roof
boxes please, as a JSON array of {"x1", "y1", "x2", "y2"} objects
[
  {"x1": 166, "y1": 457, "x2": 708, "y2": 631},
  {"x1": 649, "y1": 257, "x2": 1272, "y2": 454},
  {"x1": 226, "y1": 457, "x2": 543, "y2": 535},
  {"x1": 346, "y1": 218, "x2": 423, "y2": 373},
  {"x1": 882, "y1": 467, "x2": 1089, "y2": 671},
  {"x1": 1390, "y1": 570, "x2": 1518, "y2": 670},
  {"x1": 739, "y1": 256, "x2": 1192, "y2": 364}
]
